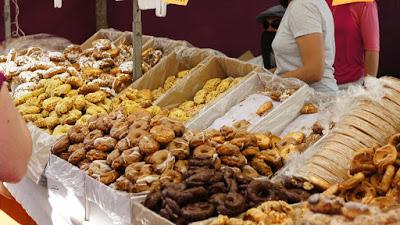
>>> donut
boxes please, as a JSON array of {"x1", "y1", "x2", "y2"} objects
[
  {"x1": 148, "y1": 150, "x2": 175, "y2": 174},
  {"x1": 87, "y1": 115, "x2": 101, "y2": 130},
  {"x1": 259, "y1": 149, "x2": 283, "y2": 168},
  {"x1": 125, "y1": 162, "x2": 148, "y2": 183},
  {"x1": 241, "y1": 165, "x2": 260, "y2": 178},
  {"x1": 307, "y1": 193, "x2": 344, "y2": 214},
  {"x1": 373, "y1": 144, "x2": 397, "y2": 171},
  {"x1": 110, "y1": 120, "x2": 130, "y2": 140},
  {"x1": 95, "y1": 115, "x2": 113, "y2": 132},
  {"x1": 68, "y1": 124, "x2": 89, "y2": 143},
  {"x1": 255, "y1": 133, "x2": 272, "y2": 150},
  {"x1": 150, "y1": 125, "x2": 175, "y2": 144},
  {"x1": 99, "y1": 170, "x2": 120, "y2": 185},
  {"x1": 186, "y1": 169, "x2": 214, "y2": 187},
  {"x1": 246, "y1": 180, "x2": 276, "y2": 204},
  {"x1": 68, "y1": 148, "x2": 86, "y2": 165},
  {"x1": 67, "y1": 143, "x2": 84, "y2": 154},
  {"x1": 94, "y1": 136, "x2": 117, "y2": 152},
  {"x1": 220, "y1": 126, "x2": 236, "y2": 141},
  {"x1": 181, "y1": 202, "x2": 215, "y2": 222},
  {"x1": 341, "y1": 202, "x2": 370, "y2": 219},
  {"x1": 216, "y1": 143, "x2": 241, "y2": 156},
  {"x1": 220, "y1": 154, "x2": 247, "y2": 168},
  {"x1": 242, "y1": 146, "x2": 260, "y2": 157},
  {"x1": 106, "y1": 149, "x2": 120, "y2": 165},
  {"x1": 83, "y1": 130, "x2": 104, "y2": 150},
  {"x1": 285, "y1": 188, "x2": 311, "y2": 203},
  {"x1": 78, "y1": 159, "x2": 91, "y2": 171},
  {"x1": 350, "y1": 149, "x2": 376, "y2": 175},
  {"x1": 160, "y1": 170, "x2": 183, "y2": 185},
  {"x1": 86, "y1": 149, "x2": 108, "y2": 161},
  {"x1": 193, "y1": 145, "x2": 216, "y2": 159},
  {"x1": 220, "y1": 193, "x2": 247, "y2": 216},
  {"x1": 159, "y1": 118, "x2": 186, "y2": 137},
  {"x1": 338, "y1": 172, "x2": 365, "y2": 191},
  {"x1": 127, "y1": 128, "x2": 149, "y2": 146},
  {"x1": 115, "y1": 137, "x2": 131, "y2": 151},
  {"x1": 350, "y1": 181, "x2": 376, "y2": 202},
  {"x1": 388, "y1": 133, "x2": 400, "y2": 147},
  {"x1": 209, "y1": 182, "x2": 228, "y2": 194},
  {"x1": 130, "y1": 119, "x2": 150, "y2": 131},
  {"x1": 189, "y1": 158, "x2": 214, "y2": 168},
  {"x1": 250, "y1": 156, "x2": 273, "y2": 177},
  {"x1": 189, "y1": 132, "x2": 208, "y2": 148},
  {"x1": 230, "y1": 136, "x2": 254, "y2": 149},
  {"x1": 167, "y1": 138, "x2": 190, "y2": 160},
  {"x1": 51, "y1": 135, "x2": 70, "y2": 154},
  {"x1": 112, "y1": 148, "x2": 142, "y2": 170},
  {"x1": 138, "y1": 135, "x2": 160, "y2": 155},
  {"x1": 59, "y1": 152, "x2": 71, "y2": 161},
  {"x1": 87, "y1": 160, "x2": 112, "y2": 179},
  {"x1": 115, "y1": 176, "x2": 135, "y2": 193},
  {"x1": 174, "y1": 160, "x2": 189, "y2": 175},
  {"x1": 164, "y1": 197, "x2": 181, "y2": 217}
]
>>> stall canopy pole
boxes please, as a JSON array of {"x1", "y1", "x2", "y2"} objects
[
  {"x1": 133, "y1": 0, "x2": 143, "y2": 80},
  {"x1": 4, "y1": 0, "x2": 11, "y2": 40},
  {"x1": 96, "y1": 0, "x2": 108, "y2": 30}
]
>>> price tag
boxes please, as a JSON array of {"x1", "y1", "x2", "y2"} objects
[{"x1": 162, "y1": 0, "x2": 189, "y2": 6}]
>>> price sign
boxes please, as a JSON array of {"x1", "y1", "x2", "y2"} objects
[{"x1": 162, "y1": 0, "x2": 189, "y2": 6}]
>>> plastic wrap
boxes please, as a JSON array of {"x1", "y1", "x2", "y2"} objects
[
  {"x1": 27, "y1": 123, "x2": 60, "y2": 183},
  {"x1": 143, "y1": 36, "x2": 193, "y2": 56},
  {"x1": 85, "y1": 174, "x2": 146, "y2": 225},
  {"x1": 132, "y1": 46, "x2": 217, "y2": 91},
  {"x1": 80, "y1": 28, "x2": 124, "y2": 50},
  {"x1": 0, "y1": 33, "x2": 72, "y2": 54},
  {"x1": 132, "y1": 202, "x2": 175, "y2": 225}
]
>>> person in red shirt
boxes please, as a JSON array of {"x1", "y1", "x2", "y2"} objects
[
  {"x1": 326, "y1": 0, "x2": 380, "y2": 89},
  {"x1": 0, "y1": 72, "x2": 32, "y2": 197}
]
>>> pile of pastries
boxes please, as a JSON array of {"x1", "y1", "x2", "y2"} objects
[
  {"x1": 295, "y1": 81, "x2": 400, "y2": 187},
  {"x1": 298, "y1": 193, "x2": 400, "y2": 225},
  {"x1": 14, "y1": 76, "x2": 113, "y2": 135},
  {"x1": 145, "y1": 167, "x2": 307, "y2": 225},
  {"x1": 321, "y1": 133, "x2": 400, "y2": 209},
  {"x1": 210, "y1": 200, "x2": 295, "y2": 225},
  {"x1": 51, "y1": 109, "x2": 190, "y2": 193},
  {"x1": 151, "y1": 69, "x2": 191, "y2": 100},
  {"x1": 168, "y1": 77, "x2": 243, "y2": 122}
]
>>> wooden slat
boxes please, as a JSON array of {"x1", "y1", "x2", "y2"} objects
[
  {"x1": 133, "y1": 0, "x2": 143, "y2": 79},
  {"x1": 96, "y1": 0, "x2": 108, "y2": 30},
  {"x1": 4, "y1": 0, "x2": 11, "y2": 40}
]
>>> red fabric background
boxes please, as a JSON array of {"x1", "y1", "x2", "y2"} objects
[{"x1": 0, "y1": 0, "x2": 398, "y2": 75}]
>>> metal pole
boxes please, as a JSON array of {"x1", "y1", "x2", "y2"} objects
[
  {"x1": 4, "y1": 0, "x2": 11, "y2": 40},
  {"x1": 96, "y1": 0, "x2": 108, "y2": 30},
  {"x1": 133, "y1": 0, "x2": 143, "y2": 80}
]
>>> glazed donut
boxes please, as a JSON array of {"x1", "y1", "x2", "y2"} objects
[
  {"x1": 144, "y1": 190, "x2": 163, "y2": 210},
  {"x1": 285, "y1": 188, "x2": 311, "y2": 203},
  {"x1": 130, "y1": 120, "x2": 150, "y2": 131},
  {"x1": 94, "y1": 136, "x2": 117, "y2": 152},
  {"x1": 388, "y1": 133, "x2": 400, "y2": 147},
  {"x1": 115, "y1": 176, "x2": 135, "y2": 193},
  {"x1": 158, "y1": 117, "x2": 186, "y2": 137},
  {"x1": 181, "y1": 202, "x2": 216, "y2": 222},
  {"x1": 250, "y1": 156, "x2": 273, "y2": 177},
  {"x1": 51, "y1": 135, "x2": 70, "y2": 154},
  {"x1": 164, "y1": 197, "x2": 181, "y2": 217},
  {"x1": 68, "y1": 143, "x2": 85, "y2": 154},
  {"x1": 350, "y1": 181, "x2": 376, "y2": 202},
  {"x1": 87, "y1": 115, "x2": 101, "y2": 130},
  {"x1": 220, "y1": 126, "x2": 236, "y2": 141},
  {"x1": 86, "y1": 149, "x2": 108, "y2": 161},
  {"x1": 167, "y1": 138, "x2": 190, "y2": 160},
  {"x1": 189, "y1": 158, "x2": 214, "y2": 168},
  {"x1": 106, "y1": 149, "x2": 120, "y2": 165},
  {"x1": 209, "y1": 182, "x2": 228, "y2": 194},
  {"x1": 259, "y1": 149, "x2": 282, "y2": 168},
  {"x1": 125, "y1": 162, "x2": 148, "y2": 183},
  {"x1": 216, "y1": 143, "x2": 241, "y2": 156},
  {"x1": 186, "y1": 169, "x2": 214, "y2": 187},
  {"x1": 350, "y1": 149, "x2": 376, "y2": 175},
  {"x1": 112, "y1": 148, "x2": 142, "y2": 170},
  {"x1": 246, "y1": 180, "x2": 276, "y2": 204},
  {"x1": 241, "y1": 165, "x2": 260, "y2": 178},
  {"x1": 160, "y1": 170, "x2": 183, "y2": 185},
  {"x1": 307, "y1": 193, "x2": 344, "y2": 214},
  {"x1": 88, "y1": 160, "x2": 112, "y2": 178},
  {"x1": 150, "y1": 125, "x2": 175, "y2": 144},
  {"x1": 138, "y1": 135, "x2": 160, "y2": 155},
  {"x1": 373, "y1": 144, "x2": 397, "y2": 171},
  {"x1": 148, "y1": 150, "x2": 175, "y2": 174},
  {"x1": 94, "y1": 115, "x2": 113, "y2": 132},
  {"x1": 338, "y1": 172, "x2": 365, "y2": 191},
  {"x1": 189, "y1": 132, "x2": 208, "y2": 148},
  {"x1": 230, "y1": 136, "x2": 253, "y2": 149},
  {"x1": 127, "y1": 129, "x2": 149, "y2": 146},
  {"x1": 68, "y1": 124, "x2": 90, "y2": 143},
  {"x1": 378, "y1": 165, "x2": 396, "y2": 194},
  {"x1": 78, "y1": 159, "x2": 91, "y2": 171},
  {"x1": 222, "y1": 193, "x2": 246, "y2": 215},
  {"x1": 127, "y1": 108, "x2": 152, "y2": 123},
  {"x1": 242, "y1": 146, "x2": 260, "y2": 157},
  {"x1": 341, "y1": 202, "x2": 370, "y2": 219},
  {"x1": 255, "y1": 133, "x2": 272, "y2": 150},
  {"x1": 193, "y1": 145, "x2": 216, "y2": 159},
  {"x1": 83, "y1": 130, "x2": 104, "y2": 150},
  {"x1": 110, "y1": 120, "x2": 130, "y2": 140},
  {"x1": 99, "y1": 170, "x2": 120, "y2": 185},
  {"x1": 68, "y1": 148, "x2": 86, "y2": 165},
  {"x1": 115, "y1": 137, "x2": 131, "y2": 151},
  {"x1": 220, "y1": 154, "x2": 247, "y2": 168}
]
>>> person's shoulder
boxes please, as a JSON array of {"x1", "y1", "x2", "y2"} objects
[{"x1": 290, "y1": 0, "x2": 325, "y2": 10}]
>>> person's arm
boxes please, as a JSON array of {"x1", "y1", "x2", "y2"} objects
[
  {"x1": 0, "y1": 83, "x2": 32, "y2": 183},
  {"x1": 365, "y1": 50, "x2": 379, "y2": 76},
  {"x1": 357, "y1": 2, "x2": 380, "y2": 76},
  {"x1": 281, "y1": 33, "x2": 324, "y2": 83}
]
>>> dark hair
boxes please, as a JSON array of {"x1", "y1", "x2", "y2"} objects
[{"x1": 280, "y1": 0, "x2": 289, "y2": 8}]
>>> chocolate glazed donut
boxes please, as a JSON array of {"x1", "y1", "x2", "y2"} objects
[
  {"x1": 181, "y1": 202, "x2": 216, "y2": 222},
  {"x1": 246, "y1": 179, "x2": 276, "y2": 204},
  {"x1": 144, "y1": 190, "x2": 162, "y2": 210},
  {"x1": 218, "y1": 193, "x2": 247, "y2": 216}
]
